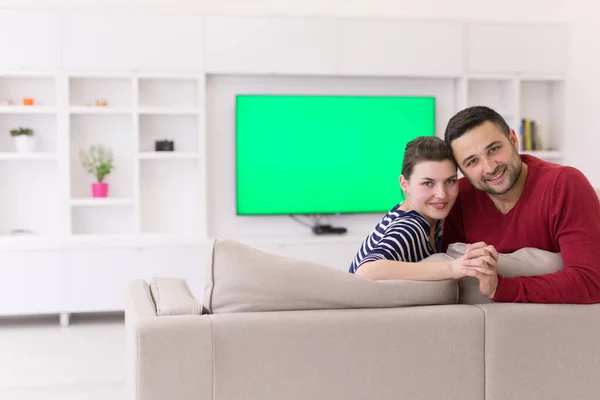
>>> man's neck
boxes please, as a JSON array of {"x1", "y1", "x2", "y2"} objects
[{"x1": 487, "y1": 162, "x2": 529, "y2": 215}]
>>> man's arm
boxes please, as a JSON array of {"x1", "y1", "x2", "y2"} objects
[{"x1": 493, "y1": 167, "x2": 600, "y2": 303}]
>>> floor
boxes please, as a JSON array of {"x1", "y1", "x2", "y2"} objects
[{"x1": 0, "y1": 313, "x2": 126, "y2": 400}]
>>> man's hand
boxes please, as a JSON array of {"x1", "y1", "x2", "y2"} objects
[{"x1": 460, "y1": 242, "x2": 499, "y2": 299}]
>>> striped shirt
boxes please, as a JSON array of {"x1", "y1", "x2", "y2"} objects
[{"x1": 349, "y1": 203, "x2": 444, "y2": 273}]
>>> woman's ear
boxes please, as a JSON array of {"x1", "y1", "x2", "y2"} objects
[{"x1": 399, "y1": 175, "x2": 409, "y2": 195}]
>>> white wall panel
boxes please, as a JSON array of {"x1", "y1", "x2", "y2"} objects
[
  {"x1": 466, "y1": 23, "x2": 568, "y2": 74},
  {"x1": 338, "y1": 19, "x2": 463, "y2": 77},
  {"x1": 205, "y1": 16, "x2": 337, "y2": 74},
  {"x1": 0, "y1": 252, "x2": 62, "y2": 316},
  {"x1": 0, "y1": 10, "x2": 61, "y2": 70},
  {"x1": 61, "y1": 249, "x2": 136, "y2": 312}
]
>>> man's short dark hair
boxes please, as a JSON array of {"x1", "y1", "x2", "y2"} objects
[
  {"x1": 444, "y1": 106, "x2": 510, "y2": 145},
  {"x1": 401, "y1": 136, "x2": 456, "y2": 179}
]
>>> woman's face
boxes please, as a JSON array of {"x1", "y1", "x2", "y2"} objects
[{"x1": 400, "y1": 160, "x2": 459, "y2": 225}]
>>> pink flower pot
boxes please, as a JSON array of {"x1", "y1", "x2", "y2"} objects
[{"x1": 92, "y1": 182, "x2": 109, "y2": 198}]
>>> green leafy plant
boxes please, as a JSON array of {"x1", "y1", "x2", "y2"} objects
[
  {"x1": 10, "y1": 127, "x2": 33, "y2": 137},
  {"x1": 80, "y1": 145, "x2": 115, "y2": 183}
]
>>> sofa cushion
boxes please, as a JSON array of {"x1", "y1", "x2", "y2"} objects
[
  {"x1": 203, "y1": 239, "x2": 458, "y2": 314},
  {"x1": 447, "y1": 243, "x2": 564, "y2": 304}
]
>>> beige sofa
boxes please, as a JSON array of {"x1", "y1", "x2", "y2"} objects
[{"x1": 125, "y1": 239, "x2": 600, "y2": 400}]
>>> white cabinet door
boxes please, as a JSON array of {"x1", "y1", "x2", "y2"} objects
[
  {"x1": 205, "y1": 16, "x2": 337, "y2": 74},
  {"x1": 466, "y1": 23, "x2": 568, "y2": 75},
  {"x1": 0, "y1": 251, "x2": 62, "y2": 316},
  {"x1": 130, "y1": 14, "x2": 204, "y2": 71},
  {"x1": 338, "y1": 19, "x2": 463, "y2": 77},
  {"x1": 0, "y1": 10, "x2": 61, "y2": 70},
  {"x1": 63, "y1": 12, "x2": 204, "y2": 70},
  {"x1": 61, "y1": 249, "x2": 136, "y2": 313},
  {"x1": 62, "y1": 11, "x2": 137, "y2": 70}
]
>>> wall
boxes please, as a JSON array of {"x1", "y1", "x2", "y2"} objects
[{"x1": 565, "y1": 1, "x2": 600, "y2": 187}]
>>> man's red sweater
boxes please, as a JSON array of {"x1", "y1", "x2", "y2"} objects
[{"x1": 441, "y1": 155, "x2": 600, "y2": 303}]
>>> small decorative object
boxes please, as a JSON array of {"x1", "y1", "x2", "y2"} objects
[
  {"x1": 10, "y1": 127, "x2": 35, "y2": 153},
  {"x1": 22, "y1": 97, "x2": 34, "y2": 106},
  {"x1": 80, "y1": 144, "x2": 115, "y2": 198},
  {"x1": 155, "y1": 140, "x2": 174, "y2": 151},
  {"x1": 96, "y1": 100, "x2": 107, "y2": 107},
  {"x1": 1, "y1": 99, "x2": 14, "y2": 106}
]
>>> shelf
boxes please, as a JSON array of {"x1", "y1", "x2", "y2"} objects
[
  {"x1": 519, "y1": 74, "x2": 565, "y2": 82},
  {"x1": 0, "y1": 106, "x2": 57, "y2": 114},
  {"x1": 0, "y1": 152, "x2": 57, "y2": 161},
  {"x1": 138, "y1": 107, "x2": 200, "y2": 115},
  {"x1": 521, "y1": 150, "x2": 563, "y2": 159},
  {"x1": 138, "y1": 152, "x2": 200, "y2": 160},
  {"x1": 69, "y1": 106, "x2": 132, "y2": 114},
  {"x1": 71, "y1": 198, "x2": 134, "y2": 207}
]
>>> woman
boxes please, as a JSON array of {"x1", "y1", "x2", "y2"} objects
[{"x1": 349, "y1": 136, "x2": 483, "y2": 281}]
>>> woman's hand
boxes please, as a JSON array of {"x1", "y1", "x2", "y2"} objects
[{"x1": 459, "y1": 242, "x2": 499, "y2": 299}]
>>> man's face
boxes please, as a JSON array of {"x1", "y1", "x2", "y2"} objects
[{"x1": 450, "y1": 121, "x2": 522, "y2": 195}]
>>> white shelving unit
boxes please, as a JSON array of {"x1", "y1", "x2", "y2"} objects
[
  {"x1": 0, "y1": 71, "x2": 206, "y2": 239},
  {"x1": 462, "y1": 74, "x2": 566, "y2": 161}
]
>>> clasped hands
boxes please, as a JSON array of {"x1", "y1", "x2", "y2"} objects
[{"x1": 449, "y1": 242, "x2": 499, "y2": 299}]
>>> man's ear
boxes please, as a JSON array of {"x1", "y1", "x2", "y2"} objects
[{"x1": 509, "y1": 129, "x2": 519, "y2": 149}]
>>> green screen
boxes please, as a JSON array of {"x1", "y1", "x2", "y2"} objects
[{"x1": 235, "y1": 95, "x2": 435, "y2": 215}]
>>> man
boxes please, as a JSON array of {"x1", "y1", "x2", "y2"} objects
[{"x1": 442, "y1": 105, "x2": 600, "y2": 303}]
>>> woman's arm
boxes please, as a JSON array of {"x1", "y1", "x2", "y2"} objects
[{"x1": 355, "y1": 258, "x2": 461, "y2": 281}]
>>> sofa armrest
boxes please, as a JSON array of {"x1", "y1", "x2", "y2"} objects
[
  {"x1": 149, "y1": 277, "x2": 202, "y2": 316},
  {"x1": 125, "y1": 280, "x2": 213, "y2": 400},
  {"x1": 478, "y1": 303, "x2": 600, "y2": 400}
]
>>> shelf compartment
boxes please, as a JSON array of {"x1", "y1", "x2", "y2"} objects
[
  {"x1": 467, "y1": 77, "x2": 516, "y2": 121},
  {"x1": 0, "y1": 76, "x2": 57, "y2": 107},
  {"x1": 138, "y1": 78, "x2": 198, "y2": 109},
  {"x1": 71, "y1": 205, "x2": 135, "y2": 235},
  {"x1": 0, "y1": 161, "x2": 61, "y2": 235},
  {"x1": 520, "y1": 80, "x2": 565, "y2": 152},
  {"x1": 0, "y1": 114, "x2": 58, "y2": 153},
  {"x1": 70, "y1": 114, "x2": 133, "y2": 198},
  {"x1": 139, "y1": 160, "x2": 202, "y2": 234},
  {"x1": 139, "y1": 114, "x2": 199, "y2": 153},
  {"x1": 69, "y1": 77, "x2": 132, "y2": 108}
]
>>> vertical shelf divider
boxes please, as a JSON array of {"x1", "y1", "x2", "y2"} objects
[
  {"x1": 197, "y1": 73, "x2": 208, "y2": 237},
  {"x1": 132, "y1": 75, "x2": 141, "y2": 234},
  {"x1": 58, "y1": 73, "x2": 72, "y2": 235}
]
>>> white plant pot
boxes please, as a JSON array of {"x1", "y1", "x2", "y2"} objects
[{"x1": 13, "y1": 136, "x2": 35, "y2": 153}]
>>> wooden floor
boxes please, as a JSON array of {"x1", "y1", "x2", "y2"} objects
[{"x1": 0, "y1": 313, "x2": 125, "y2": 400}]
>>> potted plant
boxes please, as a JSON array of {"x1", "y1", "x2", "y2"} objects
[
  {"x1": 80, "y1": 144, "x2": 115, "y2": 198},
  {"x1": 10, "y1": 127, "x2": 35, "y2": 153}
]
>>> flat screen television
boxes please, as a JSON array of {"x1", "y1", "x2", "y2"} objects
[{"x1": 235, "y1": 94, "x2": 436, "y2": 215}]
